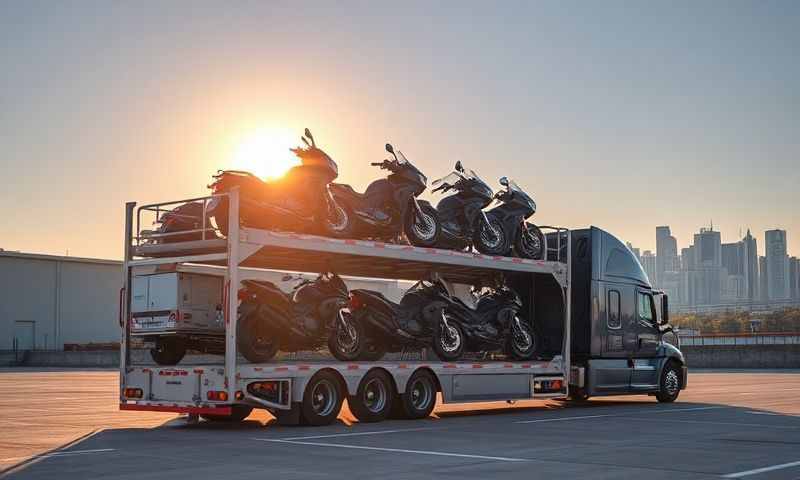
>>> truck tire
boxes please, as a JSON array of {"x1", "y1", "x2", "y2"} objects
[
  {"x1": 201, "y1": 405, "x2": 253, "y2": 423},
  {"x1": 349, "y1": 369, "x2": 394, "y2": 423},
  {"x1": 301, "y1": 371, "x2": 344, "y2": 426},
  {"x1": 150, "y1": 336, "x2": 186, "y2": 365},
  {"x1": 394, "y1": 370, "x2": 437, "y2": 420},
  {"x1": 237, "y1": 311, "x2": 279, "y2": 363},
  {"x1": 656, "y1": 362, "x2": 682, "y2": 403}
]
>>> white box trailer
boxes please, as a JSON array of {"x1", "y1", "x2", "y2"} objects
[{"x1": 119, "y1": 191, "x2": 575, "y2": 424}]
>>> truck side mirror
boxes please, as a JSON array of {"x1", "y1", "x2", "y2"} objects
[{"x1": 661, "y1": 295, "x2": 669, "y2": 325}]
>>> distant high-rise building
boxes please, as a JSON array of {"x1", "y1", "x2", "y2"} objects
[
  {"x1": 789, "y1": 257, "x2": 800, "y2": 300},
  {"x1": 641, "y1": 250, "x2": 657, "y2": 286},
  {"x1": 721, "y1": 241, "x2": 747, "y2": 300},
  {"x1": 655, "y1": 226, "x2": 679, "y2": 288},
  {"x1": 759, "y1": 256, "x2": 769, "y2": 302},
  {"x1": 765, "y1": 229, "x2": 790, "y2": 300},
  {"x1": 742, "y1": 229, "x2": 759, "y2": 301},
  {"x1": 625, "y1": 242, "x2": 641, "y2": 262},
  {"x1": 690, "y1": 227, "x2": 722, "y2": 305}
]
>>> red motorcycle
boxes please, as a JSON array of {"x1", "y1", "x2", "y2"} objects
[{"x1": 207, "y1": 128, "x2": 342, "y2": 236}]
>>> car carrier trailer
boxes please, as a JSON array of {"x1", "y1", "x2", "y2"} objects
[{"x1": 119, "y1": 189, "x2": 685, "y2": 425}]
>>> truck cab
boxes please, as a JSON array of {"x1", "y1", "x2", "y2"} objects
[{"x1": 566, "y1": 227, "x2": 687, "y2": 400}]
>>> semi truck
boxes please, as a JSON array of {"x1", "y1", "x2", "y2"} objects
[{"x1": 119, "y1": 190, "x2": 686, "y2": 425}]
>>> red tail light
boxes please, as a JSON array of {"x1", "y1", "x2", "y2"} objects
[
  {"x1": 348, "y1": 293, "x2": 364, "y2": 310},
  {"x1": 207, "y1": 390, "x2": 228, "y2": 402}
]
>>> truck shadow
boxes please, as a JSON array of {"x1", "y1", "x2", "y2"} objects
[{"x1": 4, "y1": 400, "x2": 800, "y2": 479}]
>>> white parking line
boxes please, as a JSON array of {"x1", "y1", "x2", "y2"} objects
[
  {"x1": 254, "y1": 438, "x2": 529, "y2": 462},
  {"x1": 722, "y1": 459, "x2": 800, "y2": 478},
  {"x1": 267, "y1": 427, "x2": 438, "y2": 441},
  {"x1": 514, "y1": 405, "x2": 725, "y2": 424},
  {"x1": 0, "y1": 448, "x2": 115, "y2": 463}
]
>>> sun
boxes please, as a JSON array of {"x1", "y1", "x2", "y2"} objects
[{"x1": 231, "y1": 127, "x2": 300, "y2": 179}]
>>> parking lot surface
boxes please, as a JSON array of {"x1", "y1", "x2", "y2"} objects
[{"x1": 2, "y1": 369, "x2": 799, "y2": 479}]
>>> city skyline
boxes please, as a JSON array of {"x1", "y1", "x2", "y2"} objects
[{"x1": 630, "y1": 224, "x2": 800, "y2": 307}]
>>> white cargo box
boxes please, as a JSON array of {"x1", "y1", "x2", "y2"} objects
[{"x1": 130, "y1": 272, "x2": 224, "y2": 335}]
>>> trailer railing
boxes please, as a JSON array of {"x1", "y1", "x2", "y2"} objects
[{"x1": 135, "y1": 195, "x2": 224, "y2": 247}]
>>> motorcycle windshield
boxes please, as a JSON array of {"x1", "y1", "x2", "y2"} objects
[
  {"x1": 507, "y1": 179, "x2": 537, "y2": 212},
  {"x1": 431, "y1": 171, "x2": 464, "y2": 187},
  {"x1": 395, "y1": 151, "x2": 427, "y2": 186}
]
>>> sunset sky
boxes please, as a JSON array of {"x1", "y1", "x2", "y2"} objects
[{"x1": 1, "y1": 1, "x2": 798, "y2": 259}]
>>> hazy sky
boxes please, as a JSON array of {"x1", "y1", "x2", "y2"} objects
[{"x1": 1, "y1": 1, "x2": 798, "y2": 259}]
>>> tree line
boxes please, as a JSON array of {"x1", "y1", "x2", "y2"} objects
[{"x1": 671, "y1": 308, "x2": 800, "y2": 334}]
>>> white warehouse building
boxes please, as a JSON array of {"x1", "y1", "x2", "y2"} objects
[
  {"x1": 1, "y1": 250, "x2": 407, "y2": 352},
  {"x1": 0, "y1": 251, "x2": 122, "y2": 351}
]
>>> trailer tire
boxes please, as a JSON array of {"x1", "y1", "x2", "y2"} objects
[
  {"x1": 349, "y1": 369, "x2": 394, "y2": 423},
  {"x1": 656, "y1": 361, "x2": 682, "y2": 403},
  {"x1": 201, "y1": 405, "x2": 253, "y2": 423},
  {"x1": 301, "y1": 371, "x2": 344, "y2": 426},
  {"x1": 150, "y1": 336, "x2": 186, "y2": 365},
  {"x1": 395, "y1": 370, "x2": 437, "y2": 420}
]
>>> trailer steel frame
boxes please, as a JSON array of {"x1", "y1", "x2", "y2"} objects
[{"x1": 120, "y1": 189, "x2": 573, "y2": 420}]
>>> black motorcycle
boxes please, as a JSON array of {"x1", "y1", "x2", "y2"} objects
[
  {"x1": 474, "y1": 177, "x2": 545, "y2": 259},
  {"x1": 141, "y1": 201, "x2": 220, "y2": 244},
  {"x1": 208, "y1": 128, "x2": 341, "y2": 237},
  {"x1": 429, "y1": 161, "x2": 495, "y2": 251},
  {"x1": 329, "y1": 279, "x2": 450, "y2": 361},
  {"x1": 435, "y1": 283, "x2": 536, "y2": 361},
  {"x1": 326, "y1": 143, "x2": 441, "y2": 247},
  {"x1": 237, "y1": 272, "x2": 349, "y2": 363}
]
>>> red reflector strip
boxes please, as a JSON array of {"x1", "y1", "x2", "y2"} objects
[
  {"x1": 347, "y1": 365, "x2": 359, "y2": 370},
  {"x1": 120, "y1": 404, "x2": 232, "y2": 415}
]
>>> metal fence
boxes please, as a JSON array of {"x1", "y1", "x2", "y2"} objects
[{"x1": 680, "y1": 333, "x2": 800, "y2": 346}]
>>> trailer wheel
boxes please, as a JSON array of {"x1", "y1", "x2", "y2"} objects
[
  {"x1": 395, "y1": 370, "x2": 437, "y2": 420},
  {"x1": 201, "y1": 405, "x2": 253, "y2": 423},
  {"x1": 150, "y1": 336, "x2": 186, "y2": 365},
  {"x1": 301, "y1": 371, "x2": 343, "y2": 426},
  {"x1": 349, "y1": 369, "x2": 394, "y2": 423},
  {"x1": 656, "y1": 362, "x2": 682, "y2": 403}
]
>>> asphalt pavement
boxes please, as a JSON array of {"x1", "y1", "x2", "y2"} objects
[{"x1": 1, "y1": 369, "x2": 799, "y2": 479}]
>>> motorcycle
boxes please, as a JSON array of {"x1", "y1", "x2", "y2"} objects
[
  {"x1": 328, "y1": 279, "x2": 450, "y2": 361},
  {"x1": 429, "y1": 161, "x2": 495, "y2": 251},
  {"x1": 237, "y1": 272, "x2": 349, "y2": 363},
  {"x1": 326, "y1": 143, "x2": 441, "y2": 247},
  {"x1": 207, "y1": 128, "x2": 341, "y2": 237},
  {"x1": 434, "y1": 282, "x2": 536, "y2": 361},
  {"x1": 140, "y1": 201, "x2": 220, "y2": 244},
  {"x1": 474, "y1": 176, "x2": 545, "y2": 259}
]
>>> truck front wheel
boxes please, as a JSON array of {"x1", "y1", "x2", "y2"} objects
[
  {"x1": 150, "y1": 336, "x2": 186, "y2": 365},
  {"x1": 656, "y1": 362, "x2": 682, "y2": 403}
]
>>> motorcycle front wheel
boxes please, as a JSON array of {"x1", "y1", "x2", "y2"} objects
[
  {"x1": 405, "y1": 203, "x2": 441, "y2": 248},
  {"x1": 473, "y1": 213, "x2": 510, "y2": 256},
  {"x1": 508, "y1": 316, "x2": 536, "y2": 360},
  {"x1": 329, "y1": 311, "x2": 368, "y2": 361},
  {"x1": 432, "y1": 314, "x2": 466, "y2": 361},
  {"x1": 515, "y1": 223, "x2": 545, "y2": 260}
]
